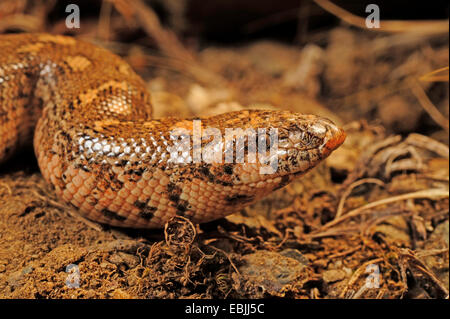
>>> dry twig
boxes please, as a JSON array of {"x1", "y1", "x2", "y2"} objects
[
  {"x1": 110, "y1": 0, "x2": 226, "y2": 86},
  {"x1": 313, "y1": 0, "x2": 449, "y2": 34},
  {"x1": 399, "y1": 248, "x2": 449, "y2": 297},
  {"x1": 410, "y1": 80, "x2": 449, "y2": 133},
  {"x1": 319, "y1": 188, "x2": 449, "y2": 231},
  {"x1": 339, "y1": 257, "x2": 384, "y2": 298},
  {"x1": 419, "y1": 66, "x2": 449, "y2": 82},
  {"x1": 336, "y1": 178, "x2": 385, "y2": 219},
  {"x1": 404, "y1": 133, "x2": 449, "y2": 159}
]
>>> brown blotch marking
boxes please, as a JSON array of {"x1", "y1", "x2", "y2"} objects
[
  {"x1": 127, "y1": 167, "x2": 144, "y2": 176},
  {"x1": 115, "y1": 159, "x2": 129, "y2": 167},
  {"x1": 204, "y1": 165, "x2": 234, "y2": 187},
  {"x1": 175, "y1": 199, "x2": 190, "y2": 216},
  {"x1": 135, "y1": 200, "x2": 157, "y2": 220},
  {"x1": 108, "y1": 173, "x2": 123, "y2": 191},
  {"x1": 139, "y1": 209, "x2": 156, "y2": 220},
  {"x1": 225, "y1": 194, "x2": 255, "y2": 205},
  {"x1": 196, "y1": 165, "x2": 216, "y2": 183},
  {"x1": 223, "y1": 164, "x2": 233, "y2": 175},
  {"x1": 134, "y1": 200, "x2": 147, "y2": 209},
  {"x1": 165, "y1": 182, "x2": 189, "y2": 215},
  {"x1": 64, "y1": 55, "x2": 92, "y2": 72},
  {"x1": 101, "y1": 208, "x2": 126, "y2": 221},
  {"x1": 167, "y1": 182, "x2": 182, "y2": 203},
  {"x1": 217, "y1": 180, "x2": 233, "y2": 187},
  {"x1": 169, "y1": 194, "x2": 180, "y2": 202}
]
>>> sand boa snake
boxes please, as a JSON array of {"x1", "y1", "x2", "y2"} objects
[{"x1": 0, "y1": 33, "x2": 345, "y2": 228}]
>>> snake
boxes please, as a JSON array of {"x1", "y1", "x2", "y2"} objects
[{"x1": 0, "y1": 33, "x2": 346, "y2": 228}]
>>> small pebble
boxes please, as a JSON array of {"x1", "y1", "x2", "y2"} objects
[{"x1": 322, "y1": 269, "x2": 347, "y2": 284}]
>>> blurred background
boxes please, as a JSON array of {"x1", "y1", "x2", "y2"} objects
[{"x1": 1, "y1": 0, "x2": 448, "y2": 140}]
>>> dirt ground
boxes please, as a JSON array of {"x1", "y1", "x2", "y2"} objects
[{"x1": 0, "y1": 0, "x2": 448, "y2": 299}]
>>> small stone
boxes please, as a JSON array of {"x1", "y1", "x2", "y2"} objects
[
  {"x1": 373, "y1": 219, "x2": 411, "y2": 246},
  {"x1": 238, "y1": 250, "x2": 309, "y2": 295},
  {"x1": 322, "y1": 269, "x2": 347, "y2": 284},
  {"x1": 313, "y1": 259, "x2": 328, "y2": 269},
  {"x1": 422, "y1": 221, "x2": 449, "y2": 290},
  {"x1": 279, "y1": 249, "x2": 309, "y2": 265}
]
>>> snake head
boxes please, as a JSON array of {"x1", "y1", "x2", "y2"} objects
[
  {"x1": 194, "y1": 111, "x2": 346, "y2": 219},
  {"x1": 272, "y1": 114, "x2": 346, "y2": 176},
  {"x1": 202, "y1": 110, "x2": 346, "y2": 191}
]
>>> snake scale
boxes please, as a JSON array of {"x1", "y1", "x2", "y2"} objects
[{"x1": 0, "y1": 33, "x2": 345, "y2": 228}]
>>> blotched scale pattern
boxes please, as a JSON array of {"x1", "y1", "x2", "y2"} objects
[{"x1": 0, "y1": 33, "x2": 345, "y2": 228}]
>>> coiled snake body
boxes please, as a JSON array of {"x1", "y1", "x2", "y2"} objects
[{"x1": 0, "y1": 33, "x2": 345, "y2": 228}]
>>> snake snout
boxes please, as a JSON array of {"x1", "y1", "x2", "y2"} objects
[{"x1": 320, "y1": 119, "x2": 346, "y2": 155}]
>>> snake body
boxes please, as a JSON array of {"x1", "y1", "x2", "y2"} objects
[{"x1": 0, "y1": 33, "x2": 345, "y2": 228}]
